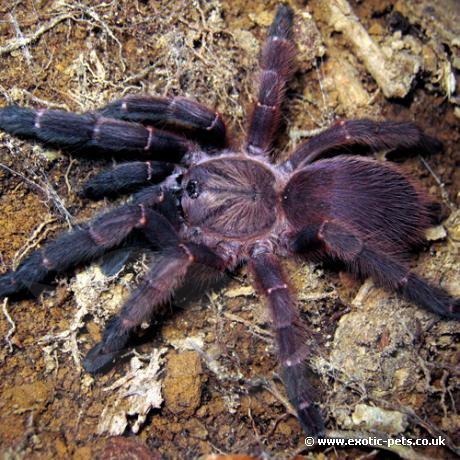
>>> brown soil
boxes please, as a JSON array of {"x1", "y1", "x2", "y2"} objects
[{"x1": 0, "y1": 0, "x2": 459, "y2": 459}]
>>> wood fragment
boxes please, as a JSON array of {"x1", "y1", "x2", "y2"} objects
[{"x1": 317, "y1": 0, "x2": 419, "y2": 98}]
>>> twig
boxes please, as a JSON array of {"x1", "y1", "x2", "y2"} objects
[
  {"x1": 40, "y1": 171, "x2": 75, "y2": 228},
  {"x1": 64, "y1": 158, "x2": 78, "y2": 196},
  {"x1": 121, "y1": 64, "x2": 159, "y2": 86},
  {"x1": 0, "y1": 160, "x2": 74, "y2": 228},
  {"x1": 223, "y1": 311, "x2": 273, "y2": 342},
  {"x1": 2, "y1": 298, "x2": 16, "y2": 352},
  {"x1": 263, "y1": 379, "x2": 297, "y2": 417},
  {"x1": 20, "y1": 89, "x2": 70, "y2": 110},
  {"x1": 64, "y1": 2, "x2": 127, "y2": 72},
  {"x1": 0, "y1": 84, "x2": 13, "y2": 103},
  {"x1": 12, "y1": 217, "x2": 59, "y2": 269},
  {"x1": 320, "y1": 0, "x2": 418, "y2": 98},
  {"x1": 0, "y1": 162, "x2": 48, "y2": 195},
  {"x1": 8, "y1": 13, "x2": 32, "y2": 66},
  {"x1": 400, "y1": 406, "x2": 460, "y2": 457},
  {"x1": 0, "y1": 14, "x2": 75, "y2": 56},
  {"x1": 419, "y1": 155, "x2": 456, "y2": 210}
]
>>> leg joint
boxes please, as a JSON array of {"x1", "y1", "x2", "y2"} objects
[
  {"x1": 144, "y1": 126, "x2": 155, "y2": 151},
  {"x1": 206, "y1": 113, "x2": 221, "y2": 131},
  {"x1": 178, "y1": 244, "x2": 195, "y2": 263},
  {"x1": 267, "y1": 283, "x2": 288, "y2": 295}
]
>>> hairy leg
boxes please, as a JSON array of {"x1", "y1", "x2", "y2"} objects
[
  {"x1": 0, "y1": 106, "x2": 190, "y2": 157},
  {"x1": 0, "y1": 199, "x2": 167, "y2": 298},
  {"x1": 81, "y1": 160, "x2": 175, "y2": 198},
  {"x1": 84, "y1": 236, "x2": 226, "y2": 373},
  {"x1": 284, "y1": 119, "x2": 442, "y2": 171},
  {"x1": 246, "y1": 4, "x2": 296, "y2": 157},
  {"x1": 307, "y1": 221, "x2": 460, "y2": 319},
  {"x1": 250, "y1": 251, "x2": 325, "y2": 437},
  {"x1": 99, "y1": 95, "x2": 227, "y2": 147}
]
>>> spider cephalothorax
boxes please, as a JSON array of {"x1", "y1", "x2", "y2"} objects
[{"x1": 0, "y1": 4, "x2": 458, "y2": 438}]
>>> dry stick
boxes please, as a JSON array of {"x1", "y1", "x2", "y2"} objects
[
  {"x1": 319, "y1": 0, "x2": 418, "y2": 98},
  {"x1": 12, "y1": 217, "x2": 59, "y2": 269},
  {"x1": 0, "y1": 161, "x2": 74, "y2": 228},
  {"x1": 397, "y1": 405, "x2": 460, "y2": 457},
  {"x1": 0, "y1": 14, "x2": 75, "y2": 56},
  {"x1": 8, "y1": 13, "x2": 32, "y2": 66},
  {"x1": 2, "y1": 298, "x2": 16, "y2": 352},
  {"x1": 64, "y1": 158, "x2": 78, "y2": 196},
  {"x1": 20, "y1": 89, "x2": 70, "y2": 110},
  {"x1": 0, "y1": 162, "x2": 47, "y2": 195},
  {"x1": 64, "y1": 2, "x2": 127, "y2": 72},
  {"x1": 223, "y1": 311, "x2": 273, "y2": 341},
  {"x1": 0, "y1": 84, "x2": 13, "y2": 103},
  {"x1": 419, "y1": 155, "x2": 456, "y2": 210}
]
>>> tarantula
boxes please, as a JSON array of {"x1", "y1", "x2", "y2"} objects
[{"x1": 0, "y1": 4, "x2": 458, "y2": 438}]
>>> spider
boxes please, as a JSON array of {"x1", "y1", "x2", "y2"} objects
[{"x1": 0, "y1": 4, "x2": 458, "y2": 438}]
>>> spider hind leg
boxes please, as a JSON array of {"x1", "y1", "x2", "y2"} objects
[
  {"x1": 246, "y1": 4, "x2": 296, "y2": 157},
  {"x1": 251, "y1": 252, "x2": 325, "y2": 437},
  {"x1": 317, "y1": 221, "x2": 460, "y2": 319},
  {"x1": 285, "y1": 119, "x2": 443, "y2": 170}
]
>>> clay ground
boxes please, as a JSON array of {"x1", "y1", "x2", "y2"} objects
[{"x1": 0, "y1": 0, "x2": 459, "y2": 459}]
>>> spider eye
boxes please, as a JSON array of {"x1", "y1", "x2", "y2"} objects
[{"x1": 186, "y1": 180, "x2": 200, "y2": 199}]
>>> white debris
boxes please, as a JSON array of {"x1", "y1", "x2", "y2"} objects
[
  {"x1": 97, "y1": 348, "x2": 165, "y2": 435},
  {"x1": 224, "y1": 285, "x2": 255, "y2": 298},
  {"x1": 169, "y1": 334, "x2": 205, "y2": 352},
  {"x1": 425, "y1": 225, "x2": 447, "y2": 241},
  {"x1": 38, "y1": 264, "x2": 129, "y2": 370},
  {"x1": 352, "y1": 404, "x2": 409, "y2": 434}
]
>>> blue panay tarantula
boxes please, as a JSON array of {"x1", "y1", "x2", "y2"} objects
[{"x1": 0, "y1": 4, "x2": 458, "y2": 437}]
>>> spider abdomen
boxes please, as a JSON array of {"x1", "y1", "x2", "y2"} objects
[
  {"x1": 283, "y1": 156, "x2": 431, "y2": 251},
  {"x1": 181, "y1": 157, "x2": 278, "y2": 238}
]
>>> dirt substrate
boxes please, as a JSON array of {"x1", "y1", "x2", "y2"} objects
[{"x1": 0, "y1": 0, "x2": 459, "y2": 459}]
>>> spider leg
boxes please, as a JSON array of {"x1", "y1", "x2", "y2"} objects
[
  {"x1": 0, "y1": 106, "x2": 191, "y2": 157},
  {"x1": 284, "y1": 119, "x2": 442, "y2": 171},
  {"x1": 295, "y1": 221, "x2": 459, "y2": 319},
  {"x1": 250, "y1": 251, "x2": 325, "y2": 437},
  {"x1": 83, "y1": 216, "x2": 226, "y2": 373},
  {"x1": 98, "y1": 95, "x2": 227, "y2": 148},
  {"x1": 246, "y1": 4, "x2": 296, "y2": 157},
  {"x1": 0, "y1": 196, "x2": 164, "y2": 299},
  {"x1": 81, "y1": 160, "x2": 175, "y2": 199}
]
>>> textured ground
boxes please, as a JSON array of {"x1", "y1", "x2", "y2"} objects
[{"x1": 0, "y1": 0, "x2": 459, "y2": 459}]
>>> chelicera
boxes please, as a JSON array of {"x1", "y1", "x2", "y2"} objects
[{"x1": 0, "y1": 4, "x2": 458, "y2": 437}]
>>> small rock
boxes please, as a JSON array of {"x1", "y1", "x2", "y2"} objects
[
  {"x1": 425, "y1": 225, "x2": 447, "y2": 241},
  {"x1": 163, "y1": 351, "x2": 204, "y2": 416},
  {"x1": 352, "y1": 404, "x2": 408, "y2": 434}
]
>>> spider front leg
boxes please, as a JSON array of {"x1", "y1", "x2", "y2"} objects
[
  {"x1": 81, "y1": 160, "x2": 175, "y2": 199},
  {"x1": 250, "y1": 251, "x2": 325, "y2": 437},
  {"x1": 0, "y1": 106, "x2": 190, "y2": 157},
  {"x1": 284, "y1": 119, "x2": 442, "y2": 171},
  {"x1": 98, "y1": 95, "x2": 227, "y2": 148},
  {"x1": 0, "y1": 193, "x2": 165, "y2": 299},
  {"x1": 294, "y1": 221, "x2": 459, "y2": 319},
  {"x1": 246, "y1": 4, "x2": 296, "y2": 157}
]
